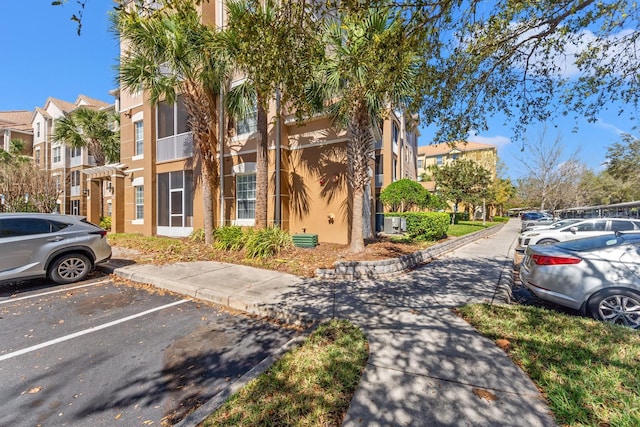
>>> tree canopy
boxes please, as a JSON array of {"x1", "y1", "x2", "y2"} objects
[
  {"x1": 430, "y1": 159, "x2": 492, "y2": 215},
  {"x1": 379, "y1": 179, "x2": 432, "y2": 212},
  {"x1": 606, "y1": 134, "x2": 640, "y2": 183}
]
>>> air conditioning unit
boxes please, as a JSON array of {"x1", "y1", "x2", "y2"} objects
[{"x1": 383, "y1": 217, "x2": 406, "y2": 234}]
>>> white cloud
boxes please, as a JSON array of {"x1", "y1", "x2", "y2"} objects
[
  {"x1": 467, "y1": 130, "x2": 511, "y2": 148},
  {"x1": 510, "y1": 24, "x2": 638, "y2": 78},
  {"x1": 594, "y1": 118, "x2": 626, "y2": 136}
]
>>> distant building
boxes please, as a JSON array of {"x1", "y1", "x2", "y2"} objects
[
  {"x1": 417, "y1": 141, "x2": 497, "y2": 218},
  {"x1": 417, "y1": 141, "x2": 497, "y2": 188},
  {"x1": 31, "y1": 95, "x2": 113, "y2": 215},
  {"x1": 0, "y1": 110, "x2": 33, "y2": 156}
]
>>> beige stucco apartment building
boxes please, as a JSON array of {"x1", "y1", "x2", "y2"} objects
[
  {"x1": 101, "y1": 1, "x2": 419, "y2": 245},
  {"x1": 0, "y1": 111, "x2": 33, "y2": 156},
  {"x1": 417, "y1": 141, "x2": 497, "y2": 184},
  {"x1": 31, "y1": 95, "x2": 113, "y2": 216},
  {"x1": 417, "y1": 141, "x2": 497, "y2": 217}
]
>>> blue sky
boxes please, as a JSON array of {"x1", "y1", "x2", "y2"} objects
[{"x1": 1, "y1": 1, "x2": 636, "y2": 181}]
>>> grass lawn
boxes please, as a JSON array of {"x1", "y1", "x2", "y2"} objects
[
  {"x1": 457, "y1": 303, "x2": 640, "y2": 427},
  {"x1": 447, "y1": 220, "x2": 501, "y2": 237},
  {"x1": 201, "y1": 319, "x2": 368, "y2": 426}
]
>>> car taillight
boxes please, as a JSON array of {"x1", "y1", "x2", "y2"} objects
[
  {"x1": 531, "y1": 254, "x2": 581, "y2": 265},
  {"x1": 90, "y1": 230, "x2": 107, "y2": 238}
]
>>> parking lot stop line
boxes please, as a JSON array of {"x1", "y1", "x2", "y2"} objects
[
  {"x1": 0, "y1": 279, "x2": 112, "y2": 306},
  {"x1": 0, "y1": 299, "x2": 190, "y2": 362}
]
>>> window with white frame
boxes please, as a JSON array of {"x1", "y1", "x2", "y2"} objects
[
  {"x1": 70, "y1": 170, "x2": 81, "y2": 187},
  {"x1": 70, "y1": 146, "x2": 81, "y2": 159},
  {"x1": 35, "y1": 149, "x2": 41, "y2": 166},
  {"x1": 134, "y1": 121, "x2": 144, "y2": 156},
  {"x1": 36, "y1": 122, "x2": 40, "y2": 138},
  {"x1": 236, "y1": 99, "x2": 257, "y2": 135},
  {"x1": 436, "y1": 155, "x2": 443, "y2": 166},
  {"x1": 135, "y1": 185, "x2": 144, "y2": 220},
  {"x1": 53, "y1": 146, "x2": 62, "y2": 163},
  {"x1": 417, "y1": 158, "x2": 423, "y2": 169},
  {"x1": 236, "y1": 174, "x2": 256, "y2": 220},
  {"x1": 158, "y1": 95, "x2": 188, "y2": 139}
]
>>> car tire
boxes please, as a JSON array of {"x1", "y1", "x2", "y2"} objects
[
  {"x1": 537, "y1": 238, "x2": 559, "y2": 244},
  {"x1": 587, "y1": 288, "x2": 640, "y2": 329},
  {"x1": 49, "y1": 253, "x2": 92, "y2": 285}
]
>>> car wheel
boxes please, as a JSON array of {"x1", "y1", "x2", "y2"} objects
[
  {"x1": 49, "y1": 253, "x2": 92, "y2": 284},
  {"x1": 537, "y1": 238, "x2": 559, "y2": 244},
  {"x1": 587, "y1": 289, "x2": 640, "y2": 330}
]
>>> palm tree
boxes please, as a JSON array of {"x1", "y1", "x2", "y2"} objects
[
  {"x1": 114, "y1": 0, "x2": 228, "y2": 244},
  {"x1": 314, "y1": 8, "x2": 419, "y2": 252},
  {"x1": 53, "y1": 108, "x2": 120, "y2": 166},
  {"x1": 223, "y1": 0, "x2": 321, "y2": 229},
  {"x1": 53, "y1": 107, "x2": 120, "y2": 218}
]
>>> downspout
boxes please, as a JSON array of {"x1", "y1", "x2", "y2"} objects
[
  {"x1": 217, "y1": 2, "x2": 225, "y2": 228},
  {"x1": 275, "y1": 86, "x2": 281, "y2": 227},
  {"x1": 219, "y1": 87, "x2": 225, "y2": 227}
]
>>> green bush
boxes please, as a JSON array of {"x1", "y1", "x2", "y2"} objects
[
  {"x1": 244, "y1": 227, "x2": 293, "y2": 259},
  {"x1": 213, "y1": 226, "x2": 246, "y2": 251},
  {"x1": 100, "y1": 216, "x2": 112, "y2": 231},
  {"x1": 492, "y1": 216, "x2": 509, "y2": 222},
  {"x1": 386, "y1": 212, "x2": 449, "y2": 241}
]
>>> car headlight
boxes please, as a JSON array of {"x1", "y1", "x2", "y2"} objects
[{"x1": 528, "y1": 233, "x2": 540, "y2": 237}]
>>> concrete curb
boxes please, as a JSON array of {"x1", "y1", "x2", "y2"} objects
[
  {"x1": 99, "y1": 264, "x2": 321, "y2": 327},
  {"x1": 315, "y1": 223, "x2": 506, "y2": 280}
]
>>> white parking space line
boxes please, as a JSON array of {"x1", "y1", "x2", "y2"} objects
[
  {"x1": 0, "y1": 279, "x2": 112, "y2": 305},
  {"x1": 0, "y1": 299, "x2": 190, "y2": 362}
]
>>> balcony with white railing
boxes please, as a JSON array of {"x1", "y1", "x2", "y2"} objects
[
  {"x1": 157, "y1": 132, "x2": 194, "y2": 162},
  {"x1": 70, "y1": 156, "x2": 82, "y2": 167}
]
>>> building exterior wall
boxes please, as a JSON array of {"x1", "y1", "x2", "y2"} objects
[{"x1": 115, "y1": 0, "x2": 418, "y2": 245}]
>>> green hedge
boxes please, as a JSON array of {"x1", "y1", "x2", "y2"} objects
[
  {"x1": 385, "y1": 212, "x2": 449, "y2": 241},
  {"x1": 492, "y1": 216, "x2": 509, "y2": 222}
]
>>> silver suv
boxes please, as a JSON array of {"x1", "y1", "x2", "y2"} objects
[{"x1": 0, "y1": 213, "x2": 111, "y2": 285}]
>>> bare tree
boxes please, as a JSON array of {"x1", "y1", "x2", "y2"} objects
[{"x1": 516, "y1": 128, "x2": 584, "y2": 211}]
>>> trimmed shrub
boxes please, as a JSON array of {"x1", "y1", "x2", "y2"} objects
[
  {"x1": 244, "y1": 227, "x2": 293, "y2": 259},
  {"x1": 100, "y1": 216, "x2": 112, "y2": 231},
  {"x1": 386, "y1": 212, "x2": 449, "y2": 241},
  {"x1": 492, "y1": 216, "x2": 509, "y2": 222},
  {"x1": 213, "y1": 226, "x2": 246, "y2": 251}
]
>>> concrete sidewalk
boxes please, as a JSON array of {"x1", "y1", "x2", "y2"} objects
[{"x1": 99, "y1": 219, "x2": 557, "y2": 426}]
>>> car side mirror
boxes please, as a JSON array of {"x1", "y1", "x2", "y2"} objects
[{"x1": 569, "y1": 226, "x2": 578, "y2": 234}]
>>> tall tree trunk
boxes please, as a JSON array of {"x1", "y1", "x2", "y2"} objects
[
  {"x1": 255, "y1": 96, "x2": 269, "y2": 229},
  {"x1": 350, "y1": 187, "x2": 365, "y2": 252},
  {"x1": 183, "y1": 80, "x2": 218, "y2": 244},
  {"x1": 347, "y1": 104, "x2": 374, "y2": 253}
]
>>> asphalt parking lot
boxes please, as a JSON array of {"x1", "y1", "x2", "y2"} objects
[{"x1": 0, "y1": 273, "x2": 299, "y2": 426}]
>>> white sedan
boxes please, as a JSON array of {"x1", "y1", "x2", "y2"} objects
[
  {"x1": 517, "y1": 218, "x2": 640, "y2": 250},
  {"x1": 520, "y1": 232, "x2": 640, "y2": 329}
]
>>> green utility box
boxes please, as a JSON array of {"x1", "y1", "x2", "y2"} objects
[{"x1": 292, "y1": 233, "x2": 318, "y2": 248}]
